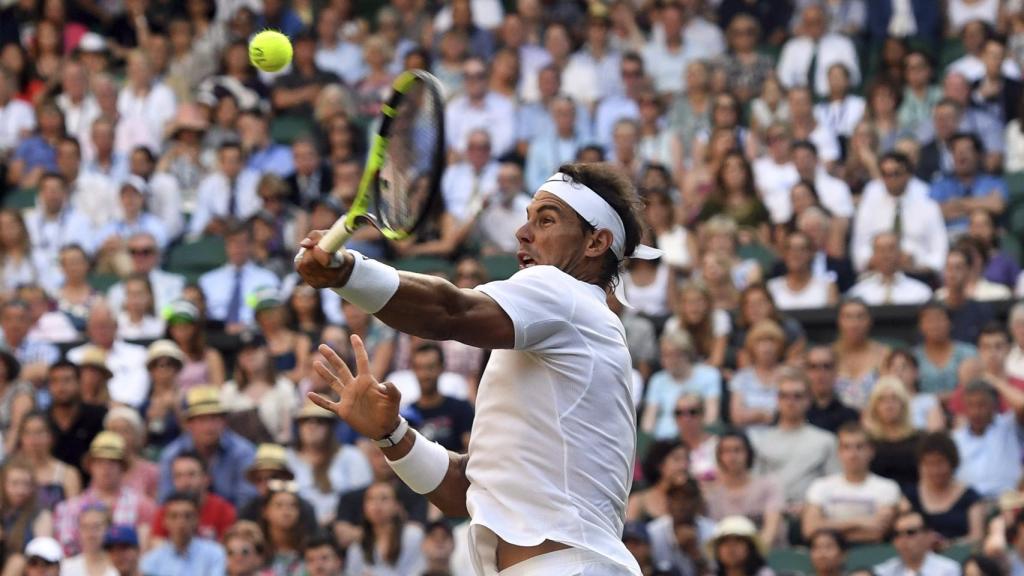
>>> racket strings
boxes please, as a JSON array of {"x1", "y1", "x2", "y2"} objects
[{"x1": 380, "y1": 80, "x2": 442, "y2": 232}]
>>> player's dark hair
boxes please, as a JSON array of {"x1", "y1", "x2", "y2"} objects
[{"x1": 555, "y1": 163, "x2": 645, "y2": 292}]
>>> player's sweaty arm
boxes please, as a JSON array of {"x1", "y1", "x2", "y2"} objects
[{"x1": 296, "y1": 232, "x2": 515, "y2": 350}]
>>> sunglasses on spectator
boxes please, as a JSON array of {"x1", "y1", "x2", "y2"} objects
[
  {"x1": 674, "y1": 407, "x2": 702, "y2": 417},
  {"x1": 129, "y1": 247, "x2": 157, "y2": 256},
  {"x1": 893, "y1": 527, "x2": 924, "y2": 538},
  {"x1": 27, "y1": 558, "x2": 58, "y2": 567},
  {"x1": 621, "y1": 69, "x2": 642, "y2": 78},
  {"x1": 806, "y1": 362, "x2": 834, "y2": 370},
  {"x1": 228, "y1": 546, "x2": 255, "y2": 557}
]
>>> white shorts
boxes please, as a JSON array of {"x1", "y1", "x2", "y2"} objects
[{"x1": 497, "y1": 548, "x2": 634, "y2": 576}]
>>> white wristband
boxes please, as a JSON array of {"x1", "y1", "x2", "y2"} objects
[
  {"x1": 330, "y1": 250, "x2": 400, "y2": 314},
  {"x1": 385, "y1": 429, "x2": 449, "y2": 495}
]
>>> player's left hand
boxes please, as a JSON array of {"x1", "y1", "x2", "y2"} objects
[
  {"x1": 295, "y1": 230, "x2": 354, "y2": 289},
  {"x1": 308, "y1": 334, "x2": 402, "y2": 441}
]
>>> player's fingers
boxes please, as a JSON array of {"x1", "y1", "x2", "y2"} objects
[
  {"x1": 313, "y1": 361, "x2": 347, "y2": 396},
  {"x1": 319, "y1": 344, "x2": 354, "y2": 383},
  {"x1": 307, "y1": 391, "x2": 338, "y2": 414},
  {"x1": 351, "y1": 334, "x2": 372, "y2": 377},
  {"x1": 301, "y1": 230, "x2": 326, "y2": 248}
]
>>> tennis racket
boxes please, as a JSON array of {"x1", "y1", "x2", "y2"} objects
[{"x1": 297, "y1": 69, "x2": 445, "y2": 263}]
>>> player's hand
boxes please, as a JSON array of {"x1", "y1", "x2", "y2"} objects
[
  {"x1": 295, "y1": 230, "x2": 354, "y2": 289},
  {"x1": 308, "y1": 334, "x2": 402, "y2": 441}
]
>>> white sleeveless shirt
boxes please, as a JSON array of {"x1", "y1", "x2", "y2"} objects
[{"x1": 472, "y1": 265, "x2": 642, "y2": 576}]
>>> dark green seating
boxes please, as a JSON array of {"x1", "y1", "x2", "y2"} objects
[
  {"x1": 4, "y1": 188, "x2": 37, "y2": 210},
  {"x1": 391, "y1": 256, "x2": 453, "y2": 276},
  {"x1": 481, "y1": 254, "x2": 519, "y2": 281},
  {"x1": 165, "y1": 236, "x2": 227, "y2": 278},
  {"x1": 846, "y1": 543, "x2": 897, "y2": 570},
  {"x1": 767, "y1": 548, "x2": 812, "y2": 574}
]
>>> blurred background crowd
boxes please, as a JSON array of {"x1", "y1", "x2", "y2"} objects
[{"x1": 1, "y1": 0, "x2": 1024, "y2": 575}]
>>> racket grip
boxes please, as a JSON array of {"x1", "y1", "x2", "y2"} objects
[{"x1": 318, "y1": 219, "x2": 354, "y2": 254}]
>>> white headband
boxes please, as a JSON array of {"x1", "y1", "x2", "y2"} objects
[{"x1": 538, "y1": 173, "x2": 662, "y2": 261}]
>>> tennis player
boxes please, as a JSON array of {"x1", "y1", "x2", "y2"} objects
[{"x1": 296, "y1": 163, "x2": 659, "y2": 575}]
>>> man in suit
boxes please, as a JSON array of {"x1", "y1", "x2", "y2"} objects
[
  {"x1": 285, "y1": 137, "x2": 332, "y2": 208},
  {"x1": 916, "y1": 99, "x2": 961, "y2": 183}
]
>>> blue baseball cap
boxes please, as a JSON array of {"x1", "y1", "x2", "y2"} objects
[{"x1": 103, "y1": 525, "x2": 139, "y2": 549}]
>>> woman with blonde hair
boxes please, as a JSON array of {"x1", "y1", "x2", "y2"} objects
[
  {"x1": 729, "y1": 320, "x2": 786, "y2": 426},
  {"x1": 0, "y1": 209, "x2": 38, "y2": 298},
  {"x1": 862, "y1": 376, "x2": 922, "y2": 487},
  {"x1": 223, "y1": 520, "x2": 272, "y2": 576}
]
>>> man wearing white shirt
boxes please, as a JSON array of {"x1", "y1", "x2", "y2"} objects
[
  {"x1": 753, "y1": 124, "x2": 800, "y2": 223},
  {"x1": 433, "y1": 0, "x2": 504, "y2": 32},
  {"x1": 813, "y1": 64, "x2": 866, "y2": 138},
  {"x1": 525, "y1": 97, "x2": 585, "y2": 191},
  {"x1": 562, "y1": 12, "x2": 620, "y2": 107},
  {"x1": 106, "y1": 233, "x2": 185, "y2": 315},
  {"x1": 82, "y1": 117, "x2": 129, "y2": 185},
  {"x1": 852, "y1": 152, "x2": 949, "y2": 274},
  {"x1": 0, "y1": 69, "x2": 34, "y2": 155},
  {"x1": 642, "y1": 1, "x2": 697, "y2": 95},
  {"x1": 25, "y1": 173, "x2": 94, "y2": 295},
  {"x1": 477, "y1": 157, "x2": 530, "y2": 255},
  {"x1": 117, "y1": 51, "x2": 176, "y2": 147},
  {"x1": 445, "y1": 58, "x2": 517, "y2": 157},
  {"x1": 788, "y1": 88, "x2": 842, "y2": 164},
  {"x1": 792, "y1": 141, "x2": 853, "y2": 219},
  {"x1": 189, "y1": 142, "x2": 262, "y2": 237},
  {"x1": 129, "y1": 146, "x2": 184, "y2": 240},
  {"x1": 594, "y1": 54, "x2": 644, "y2": 149},
  {"x1": 516, "y1": 65, "x2": 593, "y2": 147},
  {"x1": 56, "y1": 61, "x2": 100, "y2": 152},
  {"x1": 198, "y1": 224, "x2": 280, "y2": 330},
  {"x1": 947, "y1": 20, "x2": 1021, "y2": 83},
  {"x1": 848, "y1": 232, "x2": 934, "y2": 305},
  {"x1": 777, "y1": 5, "x2": 861, "y2": 98},
  {"x1": 67, "y1": 303, "x2": 149, "y2": 408},
  {"x1": 56, "y1": 136, "x2": 117, "y2": 229},
  {"x1": 313, "y1": 7, "x2": 365, "y2": 86},
  {"x1": 441, "y1": 130, "x2": 498, "y2": 223}
]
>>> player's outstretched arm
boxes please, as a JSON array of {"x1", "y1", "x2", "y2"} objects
[
  {"x1": 309, "y1": 334, "x2": 471, "y2": 517},
  {"x1": 296, "y1": 231, "x2": 515, "y2": 350}
]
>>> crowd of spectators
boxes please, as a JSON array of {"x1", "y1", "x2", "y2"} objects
[{"x1": 2, "y1": 0, "x2": 1024, "y2": 575}]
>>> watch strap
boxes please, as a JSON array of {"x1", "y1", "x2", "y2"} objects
[{"x1": 374, "y1": 417, "x2": 409, "y2": 448}]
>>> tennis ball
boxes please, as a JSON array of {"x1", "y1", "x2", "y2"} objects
[{"x1": 249, "y1": 30, "x2": 293, "y2": 73}]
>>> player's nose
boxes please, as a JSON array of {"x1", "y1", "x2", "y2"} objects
[{"x1": 515, "y1": 221, "x2": 532, "y2": 244}]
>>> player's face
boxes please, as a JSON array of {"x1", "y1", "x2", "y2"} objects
[{"x1": 516, "y1": 192, "x2": 600, "y2": 275}]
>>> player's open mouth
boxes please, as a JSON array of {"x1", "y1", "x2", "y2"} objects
[{"x1": 517, "y1": 251, "x2": 536, "y2": 268}]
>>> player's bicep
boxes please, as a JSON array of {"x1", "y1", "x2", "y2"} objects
[{"x1": 448, "y1": 289, "x2": 516, "y2": 350}]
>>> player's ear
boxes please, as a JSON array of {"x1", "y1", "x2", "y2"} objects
[{"x1": 584, "y1": 229, "x2": 614, "y2": 259}]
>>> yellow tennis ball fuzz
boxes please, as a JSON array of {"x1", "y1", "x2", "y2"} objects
[{"x1": 249, "y1": 30, "x2": 292, "y2": 73}]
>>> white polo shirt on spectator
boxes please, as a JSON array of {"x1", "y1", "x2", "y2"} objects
[
  {"x1": 753, "y1": 157, "x2": 800, "y2": 224},
  {"x1": 445, "y1": 92, "x2": 517, "y2": 157},
  {"x1": 642, "y1": 41, "x2": 696, "y2": 95},
  {"x1": 117, "y1": 82, "x2": 177, "y2": 146},
  {"x1": 847, "y1": 273, "x2": 933, "y2": 306},
  {"x1": 851, "y1": 178, "x2": 948, "y2": 273},
  {"x1": 70, "y1": 171, "x2": 118, "y2": 229},
  {"x1": 806, "y1": 473, "x2": 901, "y2": 521},
  {"x1": 0, "y1": 97, "x2": 35, "y2": 154},
  {"x1": 953, "y1": 412, "x2": 1024, "y2": 499},
  {"x1": 809, "y1": 123, "x2": 842, "y2": 164}
]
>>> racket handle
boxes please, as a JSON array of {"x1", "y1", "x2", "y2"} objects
[{"x1": 318, "y1": 219, "x2": 354, "y2": 254}]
